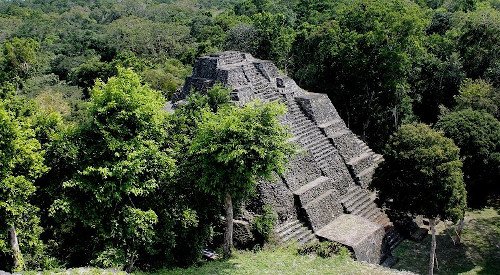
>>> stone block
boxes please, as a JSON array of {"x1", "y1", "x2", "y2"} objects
[
  {"x1": 233, "y1": 219, "x2": 255, "y2": 248},
  {"x1": 257, "y1": 175, "x2": 297, "y2": 223},
  {"x1": 317, "y1": 214, "x2": 385, "y2": 264},
  {"x1": 296, "y1": 93, "x2": 342, "y2": 126},
  {"x1": 282, "y1": 151, "x2": 323, "y2": 192}
]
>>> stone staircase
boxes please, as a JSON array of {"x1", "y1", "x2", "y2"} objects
[
  {"x1": 287, "y1": 100, "x2": 338, "y2": 171},
  {"x1": 323, "y1": 118, "x2": 384, "y2": 188},
  {"x1": 217, "y1": 52, "x2": 246, "y2": 66},
  {"x1": 341, "y1": 185, "x2": 402, "y2": 251},
  {"x1": 243, "y1": 65, "x2": 281, "y2": 102},
  {"x1": 274, "y1": 219, "x2": 317, "y2": 245}
]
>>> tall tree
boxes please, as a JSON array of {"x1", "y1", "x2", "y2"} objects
[
  {"x1": 50, "y1": 68, "x2": 176, "y2": 271},
  {"x1": 189, "y1": 100, "x2": 295, "y2": 258},
  {"x1": 453, "y1": 79, "x2": 500, "y2": 119},
  {"x1": 292, "y1": 0, "x2": 428, "y2": 149},
  {"x1": 435, "y1": 109, "x2": 500, "y2": 207},
  {"x1": 372, "y1": 123, "x2": 466, "y2": 275},
  {"x1": 0, "y1": 84, "x2": 46, "y2": 272},
  {"x1": 0, "y1": 37, "x2": 40, "y2": 84}
]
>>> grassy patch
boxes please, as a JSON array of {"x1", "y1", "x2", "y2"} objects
[
  {"x1": 151, "y1": 246, "x2": 405, "y2": 275},
  {"x1": 393, "y1": 208, "x2": 500, "y2": 275}
]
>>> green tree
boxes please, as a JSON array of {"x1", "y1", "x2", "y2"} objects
[
  {"x1": 435, "y1": 109, "x2": 500, "y2": 207},
  {"x1": 372, "y1": 123, "x2": 466, "y2": 275},
  {"x1": 0, "y1": 37, "x2": 40, "y2": 84},
  {"x1": 292, "y1": 0, "x2": 428, "y2": 149},
  {"x1": 189, "y1": 100, "x2": 295, "y2": 258},
  {"x1": 253, "y1": 12, "x2": 296, "y2": 71},
  {"x1": 0, "y1": 84, "x2": 47, "y2": 272},
  {"x1": 454, "y1": 79, "x2": 500, "y2": 119},
  {"x1": 453, "y1": 4, "x2": 499, "y2": 86},
  {"x1": 50, "y1": 68, "x2": 175, "y2": 271}
]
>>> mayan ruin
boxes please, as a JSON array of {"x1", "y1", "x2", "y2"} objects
[{"x1": 172, "y1": 51, "x2": 402, "y2": 264}]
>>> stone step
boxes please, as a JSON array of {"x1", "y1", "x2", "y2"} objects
[
  {"x1": 290, "y1": 228, "x2": 312, "y2": 243},
  {"x1": 356, "y1": 164, "x2": 377, "y2": 182},
  {"x1": 314, "y1": 146, "x2": 335, "y2": 163},
  {"x1": 309, "y1": 140, "x2": 332, "y2": 155},
  {"x1": 318, "y1": 160, "x2": 330, "y2": 170},
  {"x1": 318, "y1": 118, "x2": 344, "y2": 130},
  {"x1": 304, "y1": 190, "x2": 338, "y2": 231},
  {"x1": 373, "y1": 154, "x2": 384, "y2": 164},
  {"x1": 348, "y1": 152, "x2": 374, "y2": 168},
  {"x1": 282, "y1": 226, "x2": 308, "y2": 243},
  {"x1": 294, "y1": 176, "x2": 332, "y2": 205},
  {"x1": 342, "y1": 188, "x2": 368, "y2": 209},
  {"x1": 352, "y1": 201, "x2": 376, "y2": 217},
  {"x1": 275, "y1": 219, "x2": 300, "y2": 232},
  {"x1": 276, "y1": 221, "x2": 302, "y2": 237},
  {"x1": 298, "y1": 130, "x2": 324, "y2": 144},
  {"x1": 293, "y1": 128, "x2": 317, "y2": 141},
  {"x1": 303, "y1": 136, "x2": 329, "y2": 151},
  {"x1": 291, "y1": 115, "x2": 308, "y2": 124},
  {"x1": 364, "y1": 206, "x2": 381, "y2": 221},
  {"x1": 345, "y1": 192, "x2": 372, "y2": 211},
  {"x1": 292, "y1": 122, "x2": 316, "y2": 136},
  {"x1": 350, "y1": 196, "x2": 373, "y2": 215},
  {"x1": 375, "y1": 214, "x2": 391, "y2": 225},
  {"x1": 330, "y1": 129, "x2": 350, "y2": 139},
  {"x1": 298, "y1": 231, "x2": 317, "y2": 245},
  {"x1": 340, "y1": 186, "x2": 364, "y2": 204}
]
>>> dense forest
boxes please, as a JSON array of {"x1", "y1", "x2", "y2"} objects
[{"x1": 0, "y1": 0, "x2": 499, "y2": 272}]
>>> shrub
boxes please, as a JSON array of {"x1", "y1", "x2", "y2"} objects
[
  {"x1": 297, "y1": 241, "x2": 351, "y2": 259},
  {"x1": 252, "y1": 205, "x2": 277, "y2": 244}
]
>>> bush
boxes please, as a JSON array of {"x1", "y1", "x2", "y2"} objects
[
  {"x1": 252, "y1": 205, "x2": 277, "y2": 244},
  {"x1": 297, "y1": 241, "x2": 351, "y2": 259}
]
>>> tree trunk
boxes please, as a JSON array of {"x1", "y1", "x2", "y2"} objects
[
  {"x1": 429, "y1": 218, "x2": 437, "y2": 275},
  {"x1": 9, "y1": 224, "x2": 24, "y2": 271},
  {"x1": 455, "y1": 218, "x2": 465, "y2": 244},
  {"x1": 125, "y1": 252, "x2": 136, "y2": 273},
  {"x1": 223, "y1": 193, "x2": 234, "y2": 259}
]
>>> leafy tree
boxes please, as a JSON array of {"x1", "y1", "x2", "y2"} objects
[
  {"x1": 292, "y1": 0, "x2": 428, "y2": 149},
  {"x1": 189, "y1": 100, "x2": 295, "y2": 258},
  {"x1": 453, "y1": 4, "x2": 499, "y2": 86},
  {"x1": 454, "y1": 79, "x2": 500, "y2": 119},
  {"x1": 0, "y1": 84, "x2": 47, "y2": 272},
  {"x1": 253, "y1": 12, "x2": 296, "y2": 71},
  {"x1": 435, "y1": 109, "x2": 500, "y2": 207},
  {"x1": 0, "y1": 37, "x2": 40, "y2": 84},
  {"x1": 372, "y1": 123, "x2": 466, "y2": 275},
  {"x1": 50, "y1": 68, "x2": 175, "y2": 271}
]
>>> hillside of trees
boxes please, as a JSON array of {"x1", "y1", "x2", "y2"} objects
[{"x1": 0, "y1": 0, "x2": 499, "y2": 273}]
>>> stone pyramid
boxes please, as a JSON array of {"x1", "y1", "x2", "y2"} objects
[{"x1": 172, "y1": 51, "x2": 401, "y2": 264}]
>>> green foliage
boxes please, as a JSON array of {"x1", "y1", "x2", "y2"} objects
[
  {"x1": 252, "y1": 205, "x2": 277, "y2": 243},
  {"x1": 297, "y1": 241, "x2": 351, "y2": 259},
  {"x1": 253, "y1": 12, "x2": 296, "y2": 70},
  {"x1": 372, "y1": 123, "x2": 466, "y2": 222},
  {"x1": 435, "y1": 109, "x2": 500, "y2": 207},
  {"x1": 454, "y1": 79, "x2": 500, "y2": 119},
  {"x1": 0, "y1": 37, "x2": 40, "y2": 82},
  {"x1": 453, "y1": 4, "x2": 500, "y2": 86},
  {"x1": 50, "y1": 68, "x2": 176, "y2": 269},
  {"x1": 292, "y1": 0, "x2": 428, "y2": 148},
  {"x1": 0, "y1": 0, "x2": 498, "y2": 271},
  {"x1": 189, "y1": 100, "x2": 295, "y2": 202},
  {"x1": 0, "y1": 84, "x2": 47, "y2": 271}
]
